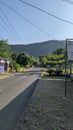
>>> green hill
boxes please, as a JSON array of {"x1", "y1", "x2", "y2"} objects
[{"x1": 10, "y1": 40, "x2": 65, "y2": 58}]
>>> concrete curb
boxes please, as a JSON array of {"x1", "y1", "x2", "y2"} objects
[{"x1": 15, "y1": 78, "x2": 39, "y2": 130}]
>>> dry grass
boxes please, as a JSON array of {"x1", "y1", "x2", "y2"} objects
[{"x1": 0, "y1": 73, "x2": 11, "y2": 79}]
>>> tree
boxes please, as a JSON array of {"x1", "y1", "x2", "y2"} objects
[
  {"x1": 39, "y1": 56, "x2": 47, "y2": 67},
  {"x1": 16, "y1": 53, "x2": 32, "y2": 67},
  {"x1": 11, "y1": 52, "x2": 18, "y2": 61},
  {"x1": 0, "y1": 40, "x2": 11, "y2": 58},
  {"x1": 39, "y1": 48, "x2": 65, "y2": 67},
  {"x1": 16, "y1": 52, "x2": 37, "y2": 67},
  {"x1": 53, "y1": 48, "x2": 65, "y2": 55},
  {"x1": 46, "y1": 53, "x2": 65, "y2": 67},
  {"x1": 27, "y1": 55, "x2": 36, "y2": 67},
  {"x1": 9, "y1": 60, "x2": 20, "y2": 72}
]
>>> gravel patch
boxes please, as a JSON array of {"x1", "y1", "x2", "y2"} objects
[{"x1": 15, "y1": 77, "x2": 73, "y2": 130}]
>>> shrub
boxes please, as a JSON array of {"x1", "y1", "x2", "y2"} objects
[
  {"x1": 47, "y1": 68, "x2": 55, "y2": 76},
  {"x1": 9, "y1": 60, "x2": 20, "y2": 72},
  {"x1": 17, "y1": 67, "x2": 24, "y2": 72},
  {"x1": 54, "y1": 70, "x2": 63, "y2": 76},
  {"x1": 47, "y1": 68, "x2": 63, "y2": 76}
]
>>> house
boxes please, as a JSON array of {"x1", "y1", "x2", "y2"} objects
[
  {"x1": 0, "y1": 58, "x2": 9, "y2": 73},
  {"x1": 0, "y1": 58, "x2": 5, "y2": 73}
]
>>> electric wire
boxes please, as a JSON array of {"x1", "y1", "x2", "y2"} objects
[
  {"x1": 0, "y1": 0, "x2": 57, "y2": 39},
  {"x1": 0, "y1": 7, "x2": 23, "y2": 42},
  {"x1": 0, "y1": 15, "x2": 18, "y2": 41},
  {"x1": 19, "y1": 0, "x2": 73, "y2": 25},
  {"x1": 62, "y1": 0, "x2": 73, "y2": 4},
  {"x1": 0, "y1": 22, "x2": 15, "y2": 39}
]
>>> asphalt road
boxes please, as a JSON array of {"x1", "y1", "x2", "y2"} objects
[{"x1": 0, "y1": 68, "x2": 41, "y2": 130}]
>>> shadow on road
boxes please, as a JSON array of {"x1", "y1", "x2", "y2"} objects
[{"x1": 0, "y1": 79, "x2": 39, "y2": 130}]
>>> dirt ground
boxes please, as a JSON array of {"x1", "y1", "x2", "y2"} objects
[{"x1": 15, "y1": 76, "x2": 73, "y2": 130}]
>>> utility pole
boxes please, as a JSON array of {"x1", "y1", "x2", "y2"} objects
[{"x1": 65, "y1": 39, "x2": 67, "y2": 98}]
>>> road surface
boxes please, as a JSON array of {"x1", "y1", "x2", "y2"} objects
[{"x1": 0, "y1": 68, "x2": 41, "y2": 130}]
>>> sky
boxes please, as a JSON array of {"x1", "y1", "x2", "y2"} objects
[{"x1": 0, "y1": 0, "x2": 73, "y2": 45}]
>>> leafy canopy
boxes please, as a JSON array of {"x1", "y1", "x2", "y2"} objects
[
  {"x1": 39, "y1": 48, "x2": 65, "y2": 67},
  {"x1": 0, "y1": 40, "x2": 11, "y2": 58}
]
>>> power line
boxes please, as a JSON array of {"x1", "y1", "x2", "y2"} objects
[
  {"x1": 0, "y1": 0, "x2": 57, "y2": 39},
  {"x1": 19, "y1": 0, "x2": 73, "y2": 25},
  {"x1": 62, "y1": 0, "x2": 73, "y2": 4},
  {"x1": 0, "y1": 15, "x2": 18, "y2": 41},
  {"x1": 0, "y1": 22, "x2": 15, "y2": 39},
  {"x1": 0, "y1": 7, "x2": 23, "y2": 43}
]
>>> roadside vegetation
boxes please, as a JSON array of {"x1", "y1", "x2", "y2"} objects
[
  {"x1": 0, "y1": 40, "x2": 39, "y2": 74},
  {"x1": 0, "y1": 39, "x2": 73, "y2": 76},
  {"x1": 39, "y1": 48, "x2": 73, "y2": 76}
]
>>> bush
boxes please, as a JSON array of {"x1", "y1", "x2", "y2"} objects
[
  {"x1": 47, "y1": 68, "x2": 55, "y2": 76},
  {"x1": 47, "y1": 68, "x2": 63, "y2": 76},
  {"x1": 17, "y1": 67, "x2": 24, "y2": 72},
  {"x1": 55, "y1": 70, "x2": 63, "y2": 76},
  {"x1": 9, "y1": 60, "x2": 20, "y2": 72}
]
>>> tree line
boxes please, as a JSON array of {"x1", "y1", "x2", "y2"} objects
[
  {"x1": 39, "y1": 48, "x2": 65, "y2": 67},
  {"x1": 0, "y1": 40, "x2": 38, "y2": 72},
  {"x1": 0, "y1": 40, "x2": 65, "y2": 72}
]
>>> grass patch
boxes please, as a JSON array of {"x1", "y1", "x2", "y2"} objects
[{"x1": 0, "y1": 73, "x2": 11, "y2": 79}]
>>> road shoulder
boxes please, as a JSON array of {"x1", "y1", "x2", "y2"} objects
[{"x1": 15, "y1": 77, "x2": 73, "y2": 130}]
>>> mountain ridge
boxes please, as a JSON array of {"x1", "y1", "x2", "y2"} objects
[{"x1": 10, "y1": 40, "x2": 65, "y2": 58}]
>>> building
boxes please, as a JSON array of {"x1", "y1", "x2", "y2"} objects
[
  {"x1": 0, "y1": 58, "x2": 9, "y2": 73},
  {"x1": 0, "y1": 58, "x2": 5, "y2": 73}
]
